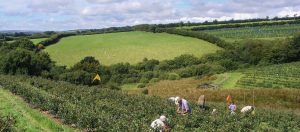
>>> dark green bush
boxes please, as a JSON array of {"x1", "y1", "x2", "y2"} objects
[{"x1": 137, "y1": 83, "x2": 146, "y2": 88}]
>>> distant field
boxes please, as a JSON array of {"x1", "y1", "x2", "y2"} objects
[
  {"x1": 176, "y1": 19, "x2": 297, "y2": 29},
  {"x1": 221, "y1": 37, "x2": 288, "y2": 43},
  {"x1": 31, "y1": 38, "x2": 47, "y2": 45},
  {"x1": 45, "y1": 31, "x2": 221, "y2": 66},
  {"x1": 6, "y1": 38, "x2": 47, "y2": 45},
  {"x1": 203, "y1": 24, "x2": 300, "y2": 39},
  {"x1": 236, "y1": 62, "x2": 300, "y2": 89},
  {"x1": 212, "y1": 72, "x2": 244, "y2": 89}
]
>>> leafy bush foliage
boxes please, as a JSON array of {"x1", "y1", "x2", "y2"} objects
[{"x1": 0, "y1": 75, "x2": 299, "y2": 131}]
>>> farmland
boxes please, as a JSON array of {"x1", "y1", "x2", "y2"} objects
[
  {"x1": 31, "y1": 38, "x2": 47, "y2": 45},
  {"x1": 0, "y1": 75, "x2": 299, "y2": 131},
  {"x1": 236, "y1": 62, "x2": 300, "y2": 89},
  {"x1": 45, "y1": 31, "x2": 221, "y2": 66},
  {"x1": 202, "y1": 24, "x2": 300, "y2": 40},
  {"x1": 147, "y1": 77, "x2": 300, "y2": 110}
]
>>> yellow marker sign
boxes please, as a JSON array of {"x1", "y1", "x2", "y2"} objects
[{"x1": 93, "y1": 74, "x2": 101, "y2": 82}]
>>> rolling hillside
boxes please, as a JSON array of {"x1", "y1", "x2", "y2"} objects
[{"x1": 45, "y1": 31, "x2": 221, "y2": 66}]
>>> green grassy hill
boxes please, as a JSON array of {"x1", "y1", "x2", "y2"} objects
[
  {"x1": 236, "y1": 62, "x2": 300, "y2": 89},
  {"x1": 31, "y1": 38, "x2": 47, "y2": 45},
  {"x1": 45, "y1": 31, "x2": 221, "y2": 66},
  {"x1": 203, "y1": 24, "x2": 300, "y2": 41}
]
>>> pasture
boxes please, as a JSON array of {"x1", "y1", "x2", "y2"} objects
[
  {"x1": 31, "y1": 38, "x2": 47, "y2": 45},
  {"x1": 45, "y1": 31, "x2": 221, "y2": 66}
]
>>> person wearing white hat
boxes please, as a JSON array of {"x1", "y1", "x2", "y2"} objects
[{"x1": 150, "y1": 115, "x2": 171, "y2": 132}]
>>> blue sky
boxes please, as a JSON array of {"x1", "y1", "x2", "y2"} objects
[{"x1": 0, "y1": 0, "x2": 300, "y2": 31}]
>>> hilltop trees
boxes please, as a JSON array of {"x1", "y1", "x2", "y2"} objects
[{"x1": 0, "y1": 38, "x2": 52, "y2": 76}]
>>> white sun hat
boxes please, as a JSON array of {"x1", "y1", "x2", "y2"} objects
[
  {"x1": 159, "y1": 115, "x2": 167, "y2": 122},
  {"x1": 174, "y1": 96, "x2": 180, "y2": 105}
]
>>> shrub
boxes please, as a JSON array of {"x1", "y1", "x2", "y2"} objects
[
  {"x1": 149, "y1": 78, "x2": 160, "y2": 83},
  {"x1": 141, "y1": 88, "x2": 148, "y2": 94},
  {"x1": 139, "y1": 77, "x2": 150, "y2": 83},
  {"x1": 167, "y1": 73, "x2": 180, "y2": 80},
  {"x1": 137, "y1": 83, "x2": 146, "y2": 88},
  {"x1": 105, "y1": 82, "x2": 121, "y2": 90}
]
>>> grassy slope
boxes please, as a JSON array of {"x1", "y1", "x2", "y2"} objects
[
  {"x1": 45, "y1": 31, "x2": 221, "y2": 66},
  {"x1": 213, "y1": 72, "x2": 244, "y2": 89},
  {"x1": 202, "y1": 24, "x2": 300, "y2": 42},
  {"x1": 146, "y1": 62, "x2": 300, "y2": 109},
  {"x1": 236, "y1": 62, "x2": 300, "y2": 89},
  {"x1": 0, "y1": 87, "x2": 75, "y2": 132},
  {"x1": 6, "y1": 38, "x2": 47, "y2": 45},
  {"x1": 31, "y1": 38, "x2": 47, "y2": 45}
]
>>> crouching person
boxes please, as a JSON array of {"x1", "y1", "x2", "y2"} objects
[
  {"x1": 176, "y1": 97, "x2": 192, "y2": 115},
  {"x1": 150, "y1": 115, "x2": 171, "y2": 132}
]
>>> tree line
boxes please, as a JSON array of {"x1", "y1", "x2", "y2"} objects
[{"x1": 191, "y1": 20, "x2": 300, "y2": 31}]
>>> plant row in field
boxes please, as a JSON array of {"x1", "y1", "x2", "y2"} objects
[
  {"x1": 0, "y1": 114, "x2": 15, "y2": 132},
  {"x1": 237, "y1": 62, "x2": 300, "y2": 88},
  {"x1": 0, "y1": 75, "x2": 299, "y2": 131},
  {"x1": 203, "y1": 24, "x2": 300, "y2": 39}
]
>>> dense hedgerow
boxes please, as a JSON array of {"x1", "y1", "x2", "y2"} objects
[{"x1": 0, "y1": 75, "x2": 299, "y2": 131}]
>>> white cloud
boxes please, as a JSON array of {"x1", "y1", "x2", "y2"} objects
[
  {"x1": 1, "y1": 0, "x2": 300, "y2": 30},
  {"x1": 86, "y1": 0, "x2": 126, "y2": 4},
  {"x1": 278, "y1": 7, "x2": 300, "y2": 17}
]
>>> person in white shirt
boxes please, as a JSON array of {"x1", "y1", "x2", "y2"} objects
[
  {"x1": 241, "y1": 106, "x2": 254, "y2": 113},
  {"x1": 150, "y1": 115, "x2": 171, "y2": 132}
]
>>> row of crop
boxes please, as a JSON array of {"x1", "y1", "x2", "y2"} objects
[
  {"x1": 0, "y1": 114, "x2": 15, "y2": 132},
  {"x1": 191, "y1": 20, "x2": 300, "y2": 31},
  {"x1": 0, "y1": 75, "x2": 299, "y2": 131},
  {"x1": 203, "y1": 24, "x2": 300, "y2": 38},
  {"x1": 236, "y1": 62, "x2": 300, "y2": 88}
]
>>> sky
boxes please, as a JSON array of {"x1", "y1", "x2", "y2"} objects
[{"x1": 0, "y1": 0, "x2": 300, "y2": 31}]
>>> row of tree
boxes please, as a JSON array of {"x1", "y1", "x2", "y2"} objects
[
  {"x1": 133, "y1": 25, "x2": 232, "y2": 49},
  {"x1": 145, "y1": 15, "x2": 300, "y2": 28}
]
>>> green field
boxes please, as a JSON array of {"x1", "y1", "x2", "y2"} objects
[
  {"x1": 203, "y1": 24, "x2": 300, "y2": 39},
  {"x1": 177, "y1": 19, "x2": 297, "y2": 29},
  {"x1": 208, "y1": 62, "x2": 300, "y2": 89},
  {"x1": 6, "y1": 38, "x2": 47, "y2": 45},
  {"x1": 236, "y1": 62, "x2": 300, "y2": 89},
  {"x1": 45, "y1": 31, "x2": 221, "y2": 66},
  {"x1": 0, "y1": 87, "x2": 75, "y2": 131},
  {"x1": 31, "y1": 38, "x2": 47, "y2": 45},
  {"x1": 213, "y1": 72, "x2": 244, "y2": 89}
]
